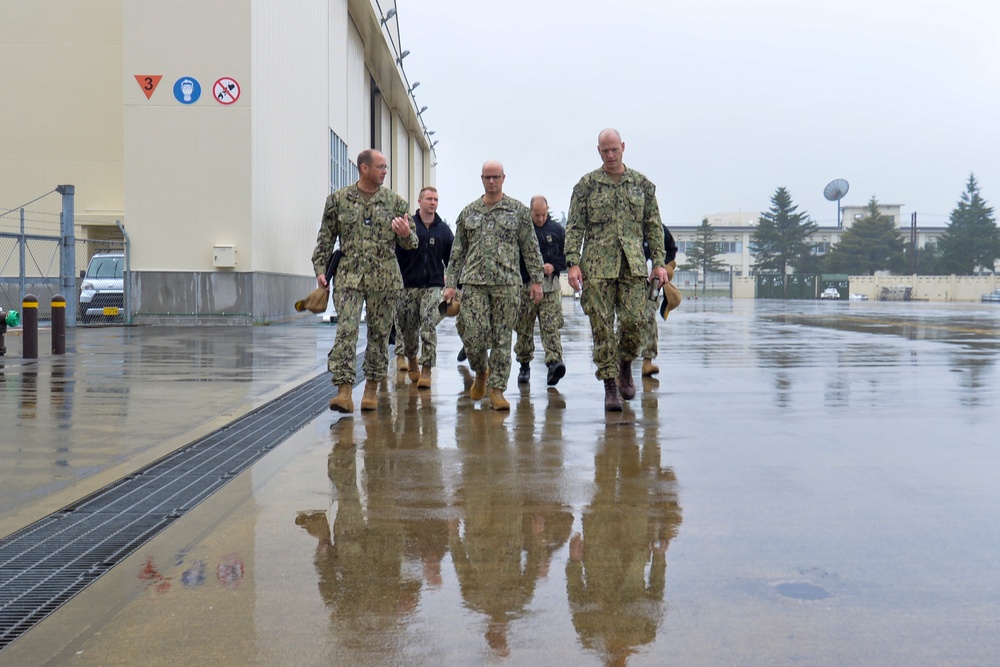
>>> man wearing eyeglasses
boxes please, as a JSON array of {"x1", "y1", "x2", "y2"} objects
[
  {"x1": 312, "y1": 148, "x2": 417, "y2": 413},
  {"x1": 443, "y1": 161, "x2": 544, "y2": 410},
  {"x1": 565, "y1": 129, "x2": 669, "y2": 412}
]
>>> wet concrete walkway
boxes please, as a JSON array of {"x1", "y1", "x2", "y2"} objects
[{"x1": 2, "y1": 299, "x2": 1000, "y2": 666}]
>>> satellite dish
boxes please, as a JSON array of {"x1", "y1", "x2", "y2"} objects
[
  {"x1": 823, "y1": 179, "x2": 849, "y2": 201},
  {"x1": 823, "y1": 178, "x2": 850, "y2": 228}
]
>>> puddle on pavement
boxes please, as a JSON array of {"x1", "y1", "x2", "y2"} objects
[{"x1": 775, "y1": 582, "x2": 831, "y2": 600}]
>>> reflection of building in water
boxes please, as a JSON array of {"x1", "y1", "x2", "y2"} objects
[
  {"x1": 450, "y1": 407, "x2": 570, "y2": 657},
  {"x1": 296, "y1": 417, "x2": 421, "y2": 661},
  {"x1": 567, "y1": 420, "x2": 682, "y2": 667}
]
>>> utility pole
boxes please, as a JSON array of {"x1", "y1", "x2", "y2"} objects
[{"x1": 910, "y1": 211, "x2": 917, "y2": 275}]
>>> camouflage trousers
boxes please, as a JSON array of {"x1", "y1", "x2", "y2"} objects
[
  {"x1": 639, "y1": 296, "x2": 659, "y2": 359},
  {"x1": 580, "y1": 276, "x2": 646, "y2": 380},
  {"x1": 394, "y1": 286, "x2": 444, "y2": 367},
  {"x1": 514, "y1": 287, "x2": 564, "y2": 364},
  {"x1": 328, "y1": 287, "x2": 398, "y2": 386},
  {"x1": 458, "y1": 284, "x2": 521, "y2": 390}
]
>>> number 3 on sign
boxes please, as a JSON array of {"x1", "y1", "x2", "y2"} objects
[{"x1": 133, "y1": 74, "x2": 163, "y2": 100}]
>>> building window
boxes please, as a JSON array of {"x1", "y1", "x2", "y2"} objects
[
  {"x1": 330, "y1": 130, "x2": 358, "y2": 193},
  {"x1": 677, "y1": 241, "x2": 742, "y2": 254}
]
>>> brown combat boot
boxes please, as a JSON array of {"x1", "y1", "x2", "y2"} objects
[
  {"x1": 489, "y1": 388, "x2": 510, "y2": 411},
  {"x1": 641, "y1": 358, "x2": 659, "y2": 377},
  {"x1": 329, "y1": 384, "x2": 354, "y2": 413},
  {"x1": 396, "y1": 355, "x2": 409, "y2": 372},
  {"x1": 407, "y1": 356, "x2": 420, "y2": 383},
  {"x1": 418, "y1": 365, "x2": 432, "y2": 389},
  {"x1": 470, "y1": 367, "x2": 489, "y2": 400},
  {"x1": 360, "y1": 380, "x2": 378, "y2": 411},
  {"x1": 604, "y1": 379, "x2": 623, "y2": 412},
  {"x1": 617, "y1": 359, "x2": 636, "y2": 400}
]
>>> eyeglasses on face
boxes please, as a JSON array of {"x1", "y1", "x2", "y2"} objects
[{"x1": 481, "y1": 174, "x2": 504, "y2": 181}]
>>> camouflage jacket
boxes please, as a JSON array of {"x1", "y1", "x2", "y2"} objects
[
  {"x1": 311, "y1": 184, "x2": 416, "y2": 290},
  {"x1": 565, "y1": 166, "x2": 666, "y2": 279},
  {"x1": 446, "y1": 195, "x2": 544, "y2": 288}
]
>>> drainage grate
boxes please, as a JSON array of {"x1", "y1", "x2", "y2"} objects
[{"x1": 0, "y1": 352, "x2": 366, "y2": 651}]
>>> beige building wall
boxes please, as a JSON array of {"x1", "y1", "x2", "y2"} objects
[
  {"x1": 0, "y1": 1, "x2": 124, "y2": 226},
  {"x1": 2, "y1": 0, "x2": 434, "y2": 323}
]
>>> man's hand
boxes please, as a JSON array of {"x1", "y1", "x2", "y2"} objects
[
  {"x1": 543, "y1": 262, "x2": 554, "y2": 276},
  {"x1": 530, "y1": 282, "x2": 543, "y2": 304},
  {"x1": 317, "y1": 273, "x2": 328, "y2": 289},
  {"x1": 568, "y1": 265, "x2": 583, "y2": 291},
  {"x1": 443, "y1": 286, "x2": 457, "y2": 303},
  {"x1": 650, "y1": 265, "x2": 669, "y2": 287},
  {"x1": 391, "y1": 214, "x2": 411, "y2": 237}
]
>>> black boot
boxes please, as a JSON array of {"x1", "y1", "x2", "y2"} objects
[
  {"x1": 604, "y1": 379, "x2": 623, "y2": 412},
  {"x1": 517, "y1": 362, "x2": 531, "y2": 384},
  {"x1": 617, "y1": 359, "x2": 635, "y2": 400},
  {"x1": 546, "y1": 360, "x2": 565, "y2": 386}
]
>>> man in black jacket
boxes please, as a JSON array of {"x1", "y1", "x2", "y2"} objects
[
  {"x1": 514, "y1": 195, "x2": 568, "y2": 386},
  {"x1": 638, "y1": 223, "x2": 678, "y2": 377},
  {"x1": 394, "y1": 186, "x2": 454, "y2": 389}
]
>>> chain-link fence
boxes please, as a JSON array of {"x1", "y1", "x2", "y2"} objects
[{"x1": 1, "y1": 190, "x2": 129, "y2": 325}]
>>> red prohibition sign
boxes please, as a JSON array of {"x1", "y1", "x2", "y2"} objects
[{"x1": 213, "y1": 77, "x2": 241, "y2": 105}]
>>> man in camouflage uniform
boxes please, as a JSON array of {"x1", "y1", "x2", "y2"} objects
[
  {"x1": 515, "y1": 195, "x2": 567, "y2": 387},
  {"x1": 566, "y1": 129, "x2": 669, "y2": 411},
  {"x1": 312, "y1": 149, "x2": 417, "y2": 413},
  {"x1": 638, "y1": 223, "x2": 678, "y2": 378},
  {"x1": 443, "y1": 160, "x2": 544, "y2": 411},
  {"x1": 393, "y1": 186, "x2": 454, "y2": 389}
]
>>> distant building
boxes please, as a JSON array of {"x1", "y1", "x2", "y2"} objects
[{"x1": 671, "y1": 204, "x2": 948, "y2": 278}]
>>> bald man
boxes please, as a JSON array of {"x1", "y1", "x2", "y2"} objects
[
  {"x1": 565, "y1": 129, "x2": 669, "y2": 411},
  {"x1": 443, "y1": 161, "x2": 544, "y2": 410},
  {"x1": 514, "y1": 195, "x2": 567, "y2": 387}
]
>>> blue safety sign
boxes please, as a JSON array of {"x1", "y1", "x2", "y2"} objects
[{"x1": 173, "y1": 76, "x2": 202, "y2": 105}]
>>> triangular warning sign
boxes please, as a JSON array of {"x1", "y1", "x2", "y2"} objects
[{"x1": 134, "y1": 74, "x2": 163, "y2": 100}]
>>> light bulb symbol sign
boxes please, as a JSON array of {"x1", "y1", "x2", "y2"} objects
[
  {"x1": 173, "y1": 76, "x2": 202, "y2": 105},
  {"x1": 213, "y1": 77, "x2": 241, "y2": 105}
]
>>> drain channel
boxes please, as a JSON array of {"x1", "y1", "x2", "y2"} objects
[{"x1": 0, "y1": 352, "x2": 365, "y2": 651}]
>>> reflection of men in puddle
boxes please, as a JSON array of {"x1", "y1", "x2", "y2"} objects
[
  {"x1": 449, "y1": 408, "x2": 561, "y2": 656},
  {"x1": 295, "y1": 418, "x2": 420, "y2": 656},
  {"x1": 566, "y1": 422, "x2": 682, "y2": 666},
  {"x1": 391, "y1": 385, "x2": 450, "y2": 589},
  {"x1": 512, "y1": 393, "x2": 574, "y2": 581}
]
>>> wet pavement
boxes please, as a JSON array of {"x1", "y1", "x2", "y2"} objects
[{"x1": 2, "y1": 299, "x2": 1000, "y2": 666}]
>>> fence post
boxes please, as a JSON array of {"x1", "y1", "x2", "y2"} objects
[
  {"x1": 22, "y1": 294, "x2": 38, "y2": 359},
  {"x1": 56, "y1": 185, "x2": 77, "y2": 326},
  {"x1": 52, "y1": 295, "x2": 66, "y2": 355}
]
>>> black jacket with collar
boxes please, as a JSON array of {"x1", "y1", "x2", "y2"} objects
[
  {"x1": 396, "y1": 212, "x2": 454, "y2": 288},
  {"x1": 644, "y1": 223, "x2": 678, "y2": 265},
  {"x1": 519, "y1": 216, "x2": 567, "y2": 284}
]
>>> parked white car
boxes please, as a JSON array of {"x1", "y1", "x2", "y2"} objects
[
  {"x1": 79, "y1": 251, "x2": 125, "y2": 322},
  {"x1": 819, "y1": 287, "x2": 841, "y2": 300}
]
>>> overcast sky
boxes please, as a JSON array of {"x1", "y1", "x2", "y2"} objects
[{"x1": 394, "y1": 0, "x2": 1000, "y2": 230}]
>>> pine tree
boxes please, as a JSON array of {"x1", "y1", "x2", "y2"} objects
[
  {"x1": 750, "y1": 187, "x2": 818, "y2": 279},
  {"x1": 937, "y1": 173, "x2": 999, "y2": 275},
  {"x1": 680, "y1": 218, "x2": 727, "y2": 294},
  {"x1": 824, "y1": 196, "x2": 905, "y2": 275}
]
